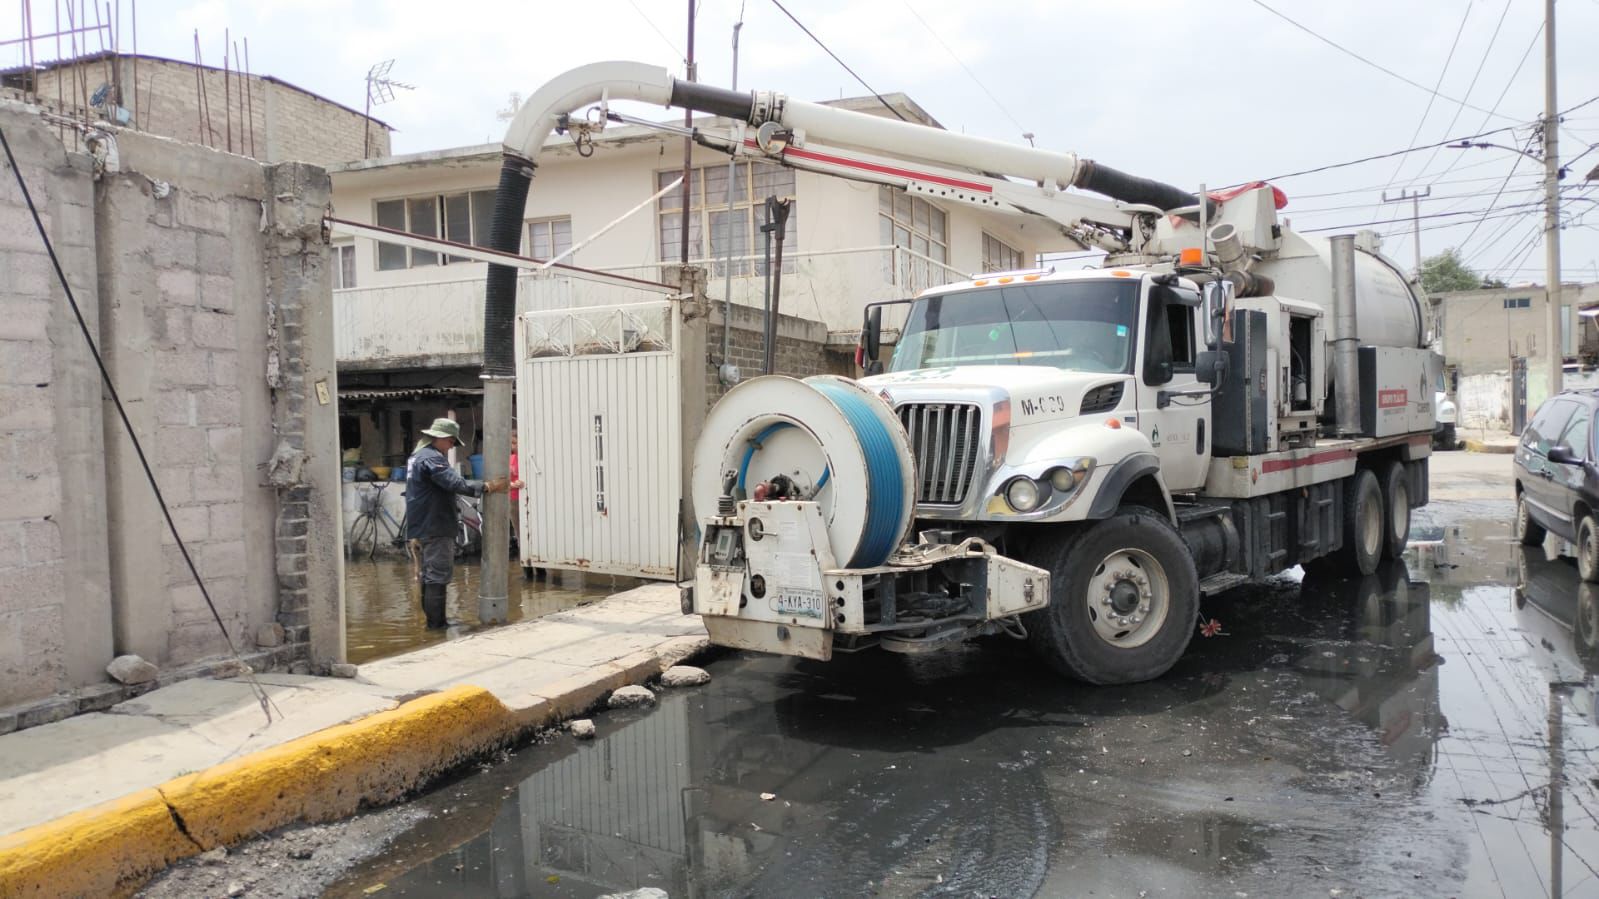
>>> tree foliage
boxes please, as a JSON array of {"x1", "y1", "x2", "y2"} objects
[{"x1": 1419, "y1": 249, "x2": 1489, "y2": 295}]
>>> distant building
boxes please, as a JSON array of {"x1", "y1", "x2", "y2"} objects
[
  {"x1": 1431, "y1": 281, "x2": 1599, "y2": 429},
  {"x1": 327, "y1": 94, "x2": 1070, "y2": 469},
  {"x1": 1, "y1": 51, "x2": 391, "y2": 165}
]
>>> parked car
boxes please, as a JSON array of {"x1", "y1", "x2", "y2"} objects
[{"x1": 1514, "y1": 390, "x2": 1599, "y2": 581}]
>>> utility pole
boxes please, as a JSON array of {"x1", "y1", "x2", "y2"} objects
[
  {"x1": 1543, "y1": 0, "x2": 1563, "y2": 395},
  {"x1": 1381, "y1": 187, "x2": 1431, "y2": 276},
  {"x1": 680, "y1": 0, "x2": 696, "y2": 268}
]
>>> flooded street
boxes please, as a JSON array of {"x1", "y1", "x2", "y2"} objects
[
  {"x1": 343, "y1": 558, "x2": 638, "y2": 664},
  {"x1": 316, "y1": 495, "x2": 1599, "y2": 898}
]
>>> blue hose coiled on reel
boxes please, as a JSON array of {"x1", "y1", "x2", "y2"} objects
[{"x1": 809, "y1": 380, "x2": 906, "y2": 569}]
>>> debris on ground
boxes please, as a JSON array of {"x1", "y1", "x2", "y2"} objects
[
  {"x1": 608, "y1": 685, "x2": 655, "y2": 708},
  {"x1": 106, "y1": 654, "x2": 158, "y2": 685},
  {"x1": 328, "y1": 663, "x2": 358, "y2": 678},
  {"x1": 661, "y1": 665, "x2": 711, "y2": 687},
  {"x1": 135, "y1": 807, "x2": 426, "y2": 899},
  {"x1": 568, "y1": 719, "x2": 596, "y2": 739},
  {"x1": 760, "y1": 792, "x2": 777, "y2": 801}
]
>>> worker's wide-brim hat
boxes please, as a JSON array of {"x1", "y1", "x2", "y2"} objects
[{"x1": 420, "y1": 417, "x2": 468, "y2": 451}]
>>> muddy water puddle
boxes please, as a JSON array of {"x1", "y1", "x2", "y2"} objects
[
  {"x1": 343, "y1": 558, "x2": 639, "y2": 664},
  {"x1": 316, "y1": 499, "x2": 1599, "y2": 896}
]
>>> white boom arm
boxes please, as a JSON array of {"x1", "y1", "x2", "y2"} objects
[{"x1": 499, "y1": 61, "x2": 1207, "y2": 255}]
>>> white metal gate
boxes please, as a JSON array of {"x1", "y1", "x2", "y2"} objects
[{"x1": 517, "y1": 299, "x2": 683, "y2": 579}]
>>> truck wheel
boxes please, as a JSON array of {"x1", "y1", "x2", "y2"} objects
[
  {"x1": 1318, "y1": 469, "x2": 1383, "y2": 577},
  {"x1": 1578, "y1": 515, "x2": 1599, "y2": 584},
  {"x1": 1378, "y1": 461, "x2": 1411, "y2": 561},
  {"x1": 1023, "y1": 506, "x2": 1199, "y2": 685},
  {"x1": 1516, "y1": 490, "x2": 1547, "y2": 546}
]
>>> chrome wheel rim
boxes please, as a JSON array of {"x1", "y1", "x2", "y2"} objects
[
  {"x1": 1086, "y1": 548, "x2": 1170, "y2": 649},
  {"x1": 1582, "y1": 519, "x2": 1599, "y2": 578}
]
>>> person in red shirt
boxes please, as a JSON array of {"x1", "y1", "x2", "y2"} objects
[{"x1": 510, "y1": 431, "x2": 541, "y2": 580}]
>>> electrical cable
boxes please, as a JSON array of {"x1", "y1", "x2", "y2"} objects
[
  {"x1": 768, "y1": 0, "x2": 909, "y2": 123},
  {"x1": 1411, "y1": 21, "x2": 1543, "y2": 189},
  {"x1": 1247, "y1": 0, "x2": 1517, "y2": 120},
  {"x1": 1376, "y1": 0, "x2": 1475, "y2": 192},
  {"x1": 1222, "y1": 122, "x2": 1525, "y2": 186},
  {"x1": 900, "y1": 0, "x2": 1029, "y2": 138},
  {"x1": 0, "y1": 121, "x2": 279, "y2": 723}
]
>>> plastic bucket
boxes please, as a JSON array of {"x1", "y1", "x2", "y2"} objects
[{"x1": 469, "y1": 454, "x2": 484, "y2": 480}]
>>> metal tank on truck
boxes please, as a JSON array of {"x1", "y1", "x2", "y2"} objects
[{"x1": 492, "y1": 61, "x2": 1437, "y2": 685}]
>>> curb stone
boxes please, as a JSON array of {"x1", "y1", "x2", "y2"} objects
[{"x1": 0, "y1": 635, "x2": 711, "y2": 897}]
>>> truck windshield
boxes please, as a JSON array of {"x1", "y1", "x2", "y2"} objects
[{"x1": 890, "y1": 279, "x2": 1139, "y2": 374}]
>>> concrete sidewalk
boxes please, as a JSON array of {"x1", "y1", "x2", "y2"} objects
[{"x1": 0, "y1": 584, "x2": 706, "y2": 896}]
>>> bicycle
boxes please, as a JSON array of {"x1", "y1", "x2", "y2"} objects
[{"x1": 347, "y1": 480, "x2": 408, "y2": 561}]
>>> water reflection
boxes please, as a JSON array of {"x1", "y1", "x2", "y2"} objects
[
  {"x1": 331, "y1": 563, "x2": 1472, "y2": 897},
  {"x1": 325, "y1": 500, "x2": 1599, "y2": 898},
  {"x1": 343, "y1": 560, "x2": 637, "y2": 664}
]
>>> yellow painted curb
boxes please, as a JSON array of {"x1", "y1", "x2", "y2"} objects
[
  {"x1": 0, "y1": 685, "x2": 528, "y2": 898},
  {"x1": 0, "y1": 789, "x2": 193, "y2": 899},
  {"x1": 1463, "y1": 438, "x2": 1517, "y2": 454}
]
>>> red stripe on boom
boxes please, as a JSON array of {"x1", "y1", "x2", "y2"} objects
[{"x1": 746, "y1": 139, "x2": 994, "y2": 194}]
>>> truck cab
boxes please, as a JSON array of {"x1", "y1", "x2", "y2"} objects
[{"x1": 862, "y1": 268, "x2": 1212, "y2": 527}]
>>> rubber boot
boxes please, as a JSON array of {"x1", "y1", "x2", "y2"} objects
[{"x1": 421, "y1": 583, "x2": 448, "y2": 629}]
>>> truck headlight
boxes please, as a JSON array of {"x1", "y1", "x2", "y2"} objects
[
  {"x1": 1047, "y1": 458, "x2": 1094, "y2": 493},
  {"x1": 1004, "y1": 477, "x2": 1051, "y2": 512}
]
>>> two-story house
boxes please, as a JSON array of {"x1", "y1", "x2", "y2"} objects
[{"x1": 327, "y1": 93, "x2": 1066, "y2": 470}]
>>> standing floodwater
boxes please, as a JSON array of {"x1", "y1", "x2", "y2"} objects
[{"x1": 342, "y1": 559, "x2": 636, "y2": 664}]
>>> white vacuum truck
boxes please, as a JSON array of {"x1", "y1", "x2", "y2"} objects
[{"x1": 495, "y1": 63, "x2": 1437, "y2": 684}]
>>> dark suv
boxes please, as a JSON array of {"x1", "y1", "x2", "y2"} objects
[{"x1": 1515, "y1": 390, "x2": 1599, "y2": 581}]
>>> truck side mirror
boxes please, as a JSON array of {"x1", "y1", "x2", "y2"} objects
[
  {"x1": 1195, "y1": 349, "x2": 1228, "y2": 386},
  {"x1": 860, "y1": 306, "x2": 885, "y2": 375},
  {"x1": 1201, "y1": 282, "x2": 1223, "y2": 349}
]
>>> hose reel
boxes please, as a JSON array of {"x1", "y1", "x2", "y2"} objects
[{"x1": 692, "y1": 375, "x2": 916, "y2": 568}]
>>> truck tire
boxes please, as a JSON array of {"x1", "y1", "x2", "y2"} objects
[
  {"x1": 1308, "y1": 469, "x2": 1383, "y2": 578},
  {"x1": 1378, "y1": 460, "x2": 1411, "y2": 561},
  {"x1": 1022, "y1": 506, "x2": 1199, "y2": 685},
  {"x1": 1516, "y1": 489, "x2": 1547, "y2": 546}
]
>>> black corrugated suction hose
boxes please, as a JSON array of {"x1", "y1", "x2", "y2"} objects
[
  {"x1": 482, "y1": 157, "x2": 534, "y2": 379},
  {"x1": 1075, "y1": 159, "x2": 1214, "y2": 215}
]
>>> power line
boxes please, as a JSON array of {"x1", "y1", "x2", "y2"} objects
[
  {"x1": 1393, "y1": 0, "x2": 1515, "y2": 192},
  {"x1": 1378, "y1": 0, "x2": 1475, "y2": 192},
  {"x1": 1225, "y1": 93, "x2": 1599, "y2": 189},
  {"x1": 626, "y1": 0, "x2": 686, "y2": 60},
  {"x1": 768, "y1": 0, "x2": 908, "y2": 122},
  {"x1": 1299, "y1": 200, "x2": 1547, "y2": 232},
  {"x1": 900, "y1": 0, "x2": 1029, "y2": 139},
  {"x1": 1247, "y1": 0, "x2": 1517, "y2": 120},
  {"x1": 1228, "y1": 122, "x2": 1525, "y2": 185},
  {"x1": 1413, "y1": 20, "x2": 1544, "y2": 188}
]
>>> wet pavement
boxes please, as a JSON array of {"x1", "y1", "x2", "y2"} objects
[
  {"x1": 343, "y1": 558, "x2": 639, "y2": 664},
  {"x1": 194, "y1": 489, "x2": 1599, "y2": 898}
]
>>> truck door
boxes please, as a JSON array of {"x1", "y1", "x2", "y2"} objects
[{"x1": 1135, "y1": 285, "x2": 1210, "y2": 492}]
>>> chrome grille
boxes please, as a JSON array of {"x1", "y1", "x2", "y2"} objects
[{"x1": 897, "y1": 402, "x2": 982, "y2": 505}]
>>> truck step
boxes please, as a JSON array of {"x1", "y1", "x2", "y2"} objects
[{"x1": 1199, "y1": 572, "x2": 1250, "y2": 596}]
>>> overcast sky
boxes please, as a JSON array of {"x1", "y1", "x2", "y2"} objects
[{"x1": 8, "y1": 0, "x2": 1599, "y2": 284}]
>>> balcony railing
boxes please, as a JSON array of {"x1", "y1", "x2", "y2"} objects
[{"x1": 333, "y1": 245, "x2": 966, "y2": 367}]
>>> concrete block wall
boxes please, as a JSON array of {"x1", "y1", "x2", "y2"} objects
[
  {"x1": 23, "y1": 57, "x2": 388, "y2": 167},
  {"x1": 0, "y1": 100, "x2": 344, "y2": 713},
  {"x1": 0, "y1": 105, "x2": 115, "y2": 708},
  {"x1": 704, "y1": 302, "x2": 853, "y2": 407}
]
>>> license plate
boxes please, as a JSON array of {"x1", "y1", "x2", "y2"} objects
[{"x1": 774, "y1": 592, "x2": 824, "y2": 619}]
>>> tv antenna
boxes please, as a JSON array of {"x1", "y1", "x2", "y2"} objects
[{"x1": 363, "y1": 59, "x2": 414, "y2": 156}]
